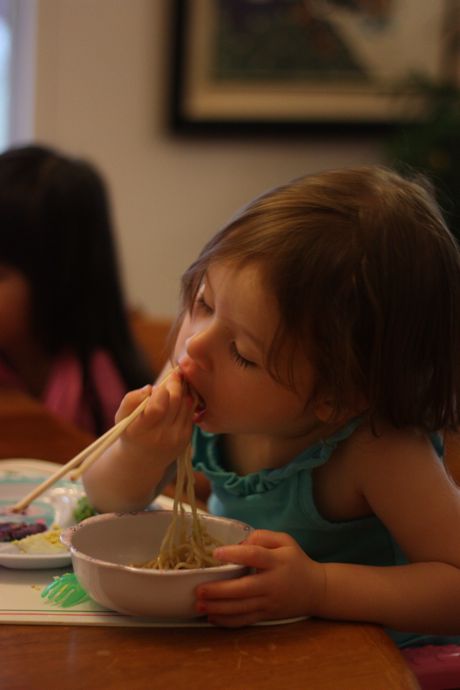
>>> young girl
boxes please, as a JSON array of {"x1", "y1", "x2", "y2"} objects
[
  {"x1": 0, "y1": 144, "x2": 152, "y2": 434},
  {"x1": 83, "y1": 166, "x2": 460, "y2": 648}
]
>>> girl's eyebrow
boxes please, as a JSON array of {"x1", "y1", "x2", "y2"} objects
[{"x1": 205, "y1": 271, "x2": 265, "y2": 353}]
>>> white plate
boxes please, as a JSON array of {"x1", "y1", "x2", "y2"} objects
[{"x1": 0, "y1": 459, "x2": 84, "y2": 569}]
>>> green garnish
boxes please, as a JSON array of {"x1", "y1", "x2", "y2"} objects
[{"x1": 73, "y1": 496, "x2": 97, "y2": 523}]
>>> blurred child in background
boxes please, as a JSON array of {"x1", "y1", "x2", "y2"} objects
[{"x1": 0, "y1": 144, "x2": 152, "y2": 434}]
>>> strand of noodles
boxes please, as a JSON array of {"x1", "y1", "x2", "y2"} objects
[{"x1": 138, "y1": 444, "x2": 221, "y2": 570}]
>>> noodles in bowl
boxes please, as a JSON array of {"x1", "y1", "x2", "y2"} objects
[
  {"x1": 61, "y1": 511, "x2": 251, "y2": 618},
  {"x1": 136, "y1": 446, "x2": 222, "y2": 570}
]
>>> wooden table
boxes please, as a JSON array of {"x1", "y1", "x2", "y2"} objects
[{"x1": 0, "y1": 389, "x2": 419, "y2": 690}]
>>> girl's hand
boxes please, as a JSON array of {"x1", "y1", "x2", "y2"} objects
[
  {"x1": 195, "y1": 530, "x2": 326, "y2": 627},
  {"x1": 115, "y1": 370, "x2": 194, "y2": 465}
]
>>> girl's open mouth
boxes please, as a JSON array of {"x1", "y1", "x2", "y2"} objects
[{"x1": 183, "y1": 377, "x2": 207, "y2": 422}]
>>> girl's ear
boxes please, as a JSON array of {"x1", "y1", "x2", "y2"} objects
[
  {"x1": 313, "y1": 397, "x2": 337, "y2": 424},
  {"x1": 313, "y1": 390, "x2": 368, "y2": 424}
]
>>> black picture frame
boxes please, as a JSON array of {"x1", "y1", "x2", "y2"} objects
[{"x1": 169, "y1": 0, "x2": 448, "y2": 137}]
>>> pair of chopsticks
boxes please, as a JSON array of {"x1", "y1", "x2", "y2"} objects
[{"x1": 11, "y1": 368, "x2": 178, "y2": 513}]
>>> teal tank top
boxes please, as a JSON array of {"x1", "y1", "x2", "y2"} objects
[{"x1": 192, "y1": 422, "x2": 459, "y2": 649}]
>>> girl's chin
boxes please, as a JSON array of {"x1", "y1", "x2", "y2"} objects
[
  {"x1": 194, "y1": 418, "x2": 214, "y2": 432},
  {"x1": 194, "y1": 418, "x2": 234, "y2": 436},
  {"x1": 193, "y1": 414, "x2": 221, "y2": 434}
]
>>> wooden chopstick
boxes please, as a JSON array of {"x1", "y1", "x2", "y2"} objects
[
  {"x1": 10, "y1": 366, "x2": 179, "y2": 513},
  {"x1": 10, "y1": 396, "x2": 149, "y2": 513},
  {"x1": 68, "y1": 395, "x2": 150, "y2": 481}
]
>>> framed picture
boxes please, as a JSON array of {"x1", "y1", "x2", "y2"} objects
[{"x1": 170, "y1": 0, "x2": 451, "y2": 135}]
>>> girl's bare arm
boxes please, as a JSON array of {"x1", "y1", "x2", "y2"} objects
[{"x1": 314, "y1": 428, "x2": 460, "y2": 632}]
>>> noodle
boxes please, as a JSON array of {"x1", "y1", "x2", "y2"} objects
[{"x1": 136, "y1": 445, "x2": 222, "y2": 570}]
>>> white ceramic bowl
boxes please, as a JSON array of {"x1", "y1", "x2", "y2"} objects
[{"x1": 61, "y1": 511, "x2": 251, "y2": 619}]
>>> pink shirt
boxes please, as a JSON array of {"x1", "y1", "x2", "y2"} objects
[{"x1": 0, "y1": 350, "x2": 126, "y2": 434}]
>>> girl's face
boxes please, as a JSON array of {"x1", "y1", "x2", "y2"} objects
[
  {"x1": 0, "y1": 264, "x2": 33, "y2": 354},
  {"x1": 175, "y1": 260, "x2": 323, "y2": 440}
]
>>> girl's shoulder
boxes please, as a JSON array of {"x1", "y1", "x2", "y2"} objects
[
  {"x1": 337, "y1": 420, "x2": 446, "y2": 507},
  {"x1": 342, "y1": 420, "x2": 440, "y2": 473},
  {"x1": 348, "y1": 420, "x2": 438, "y2": 455},
  {"x1": 314, "y1": 421, "x2": 446, "y2": 522}
]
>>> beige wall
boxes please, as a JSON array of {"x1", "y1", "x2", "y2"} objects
[{"x1": 33, "y1": 0, "x2": 383, "y2": 317}]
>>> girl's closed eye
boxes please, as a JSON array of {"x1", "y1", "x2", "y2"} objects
[
  {"x1": 194, "y1": 295, "x2": 213, "y2": 316},
  {"x1": 230, "y1": 341, "x2": 256, "y2": 369}
]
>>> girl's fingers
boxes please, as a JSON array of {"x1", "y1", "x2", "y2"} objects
[
  {"x1": 142, "y1": 372, "x2": 184, "y2": 424},
  {"x1": 115, "y1": 385, "x2": 152, "y2": 423},
  {"x1": 175, "y1": 394, "x2": 194, "y2": 434},
  {"x1": 144, "y1": 384, "x2": 170, "y2": 417},
  {"x1": 213, "y1": 543, "x2": 277, "y2": 570},
  {"x1": 244, "y1": 529, "x2": 296, "y2": 549},
  {"x1": 197, "y1": 594, "x2": 266, "y2": 618},
  {"x1": 114, "y1": 372, "x2": 192, "y2": 450},
  {"x1": 163, "y1": 373, "x2": 188, "y2": 423},
  {"x1": 197, "y1": 572, "x2": 267, "y2": 601},
  {"x1": 117, "y1": 370, "x2": 190, "y2": 425}
]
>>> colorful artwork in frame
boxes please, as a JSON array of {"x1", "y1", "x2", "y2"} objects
[{"x1": 169, "y1": 0, "x2": 453, "y2": 135}]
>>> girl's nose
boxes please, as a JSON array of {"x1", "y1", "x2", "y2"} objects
[{"x1": 180, "y1": 330, "x2": 212, "y2": 372}]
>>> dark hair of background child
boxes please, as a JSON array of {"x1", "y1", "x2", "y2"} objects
[{"x1": 0, "y1": 144, "x2": 153, "y2": 432}]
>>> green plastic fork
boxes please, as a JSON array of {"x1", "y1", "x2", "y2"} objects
[{"x1": 41, "y1": 572, "x2": 90, "y2": 608}]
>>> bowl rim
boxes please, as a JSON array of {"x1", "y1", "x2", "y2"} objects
[{"x1": 62, "y1": 510, "x2": 252, "y2": 576}]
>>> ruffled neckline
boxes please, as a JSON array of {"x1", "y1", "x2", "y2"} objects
[{"x1": 193, "y1": 418, "x2": 362, "y2": 497}]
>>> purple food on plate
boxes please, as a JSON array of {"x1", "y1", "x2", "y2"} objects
[{"x1": 0, "y1": 520, "x2": 47, "y2": 542}]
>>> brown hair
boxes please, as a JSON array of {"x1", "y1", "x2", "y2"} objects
[{"x1": 180, "y1": 166, "x2": 460, "y2": 432}]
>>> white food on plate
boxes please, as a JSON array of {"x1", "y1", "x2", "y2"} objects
[{"x1": 13, "y1": 525, "x2": 67, "y2": 554}]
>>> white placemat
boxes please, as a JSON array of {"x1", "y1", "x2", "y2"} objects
[
  {"x1": 0, "y1": 567, "x2": 305, "y2": 628},
  {"x1": 0, "y1": 566, "x2": 217, "y2": 627}
]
